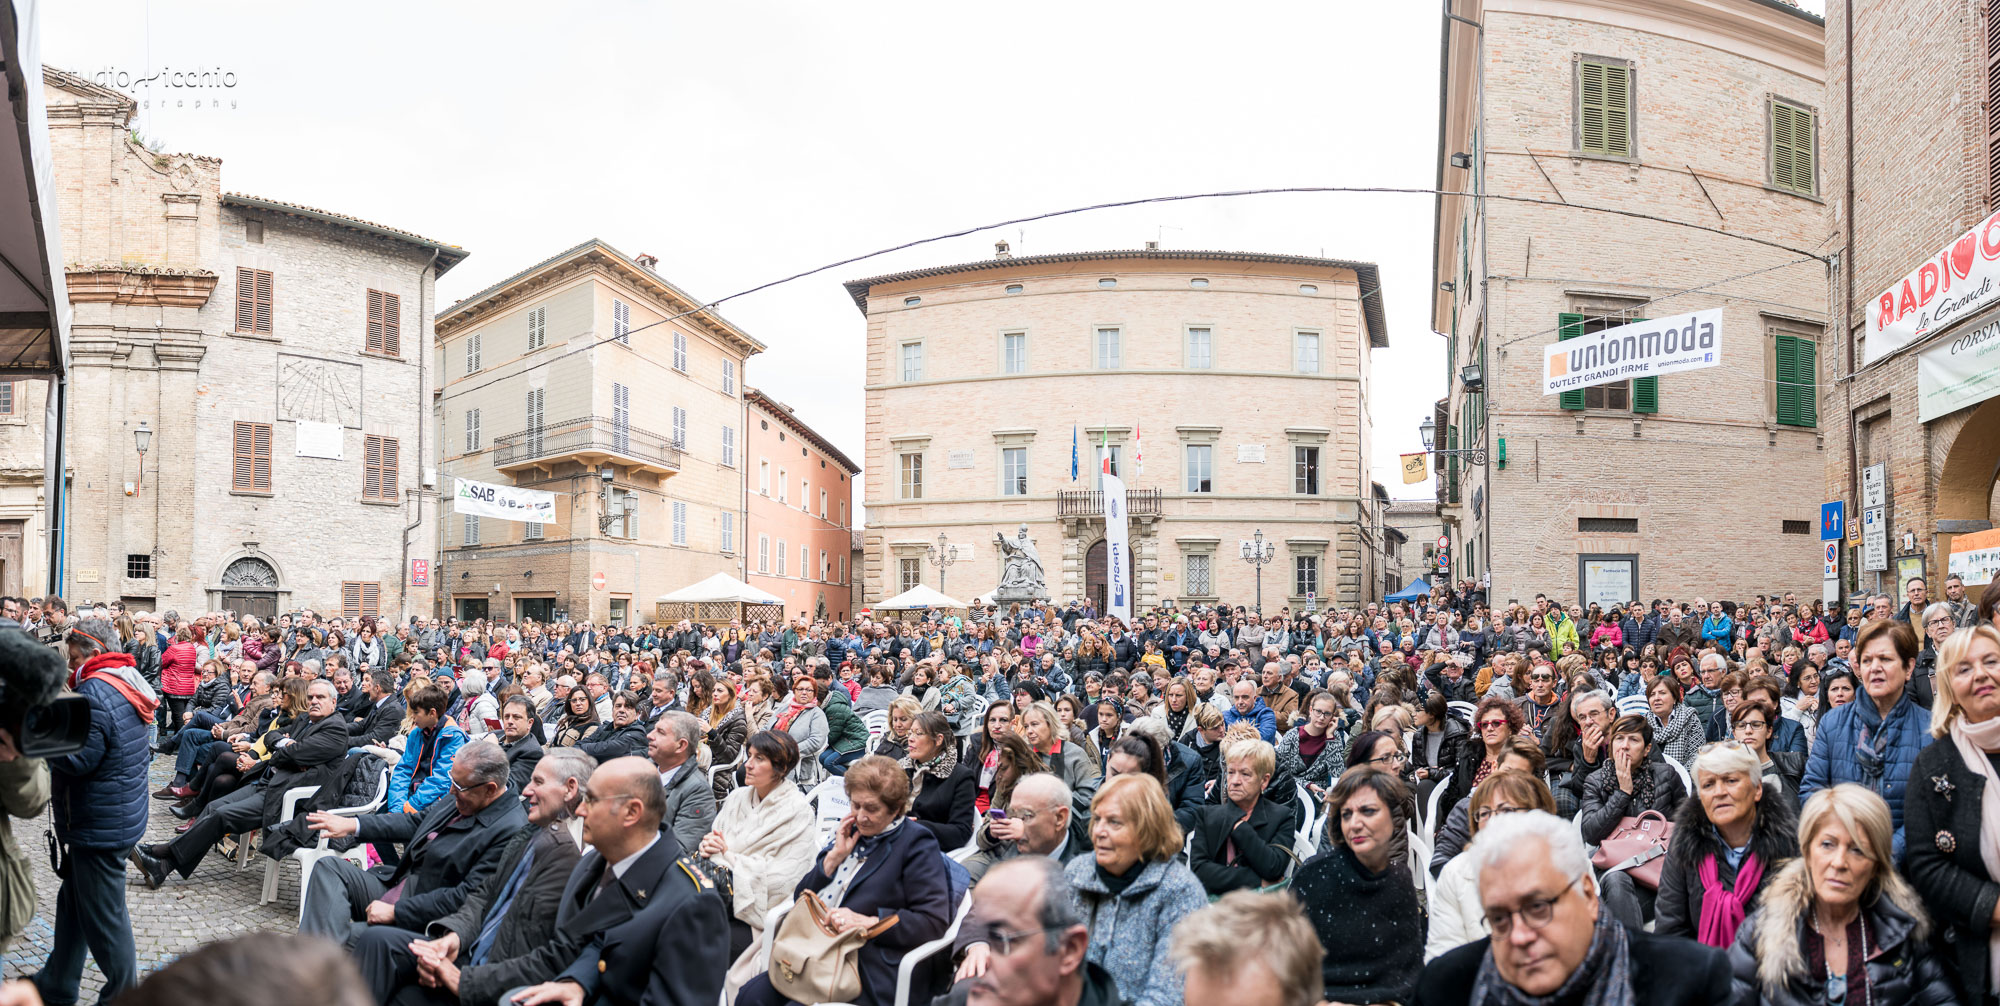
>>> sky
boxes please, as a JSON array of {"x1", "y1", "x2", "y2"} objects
[{"x1": 45, "y1": 0, "x2": 1819, "y2": 503}]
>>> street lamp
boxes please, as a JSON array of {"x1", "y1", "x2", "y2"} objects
[
  {"x1": 133, "y1": 420, "x2": 152, "y2": 492},
  {"x1": 1418, "y1": 416, "x2": 1436, "y2": 450},
  {"x1": 1239, "y1": 529, "x2": 1275, "y2": 615},
  {"x1": 926, "y1": 531, "x2": 959, "y2": 595}
]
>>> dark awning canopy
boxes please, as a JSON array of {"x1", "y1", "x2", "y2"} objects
[{"x1": 0, "y1": 0, "x2": 68, "y2": 378}]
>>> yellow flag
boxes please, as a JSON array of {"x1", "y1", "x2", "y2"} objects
[{"x1": 1401, "y1": 453, "x2": 1429, "y2": 484}]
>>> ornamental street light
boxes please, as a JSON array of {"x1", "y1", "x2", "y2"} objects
[
  {"x1": 1239, "y1": 529, "x2": 1275, "y2": 615},
  {"x1": 926, "y1": 531, "x2": 959, "y2": 595}
]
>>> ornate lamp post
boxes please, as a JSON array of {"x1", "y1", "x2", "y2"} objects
[
  {"x1": 1239, "y1": 529, "x2": 1275, "y2": 615},
  {"x1": 926, "y1": 531, "x2": 959, "y2": 595}
]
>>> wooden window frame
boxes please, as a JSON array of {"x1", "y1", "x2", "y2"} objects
[
  {"x1": 1775, "y1": 333, "x2": 1819, "y2": 428},
  {"x1": 232, "y1": 421, "x2": 272, "y2": 494},
  {"x1": 235, "y1": 268, "x2": 274, "y2": 334},
  {"x1": 340, "y1": 581, "x2": 381, "y2": 620},
  {"x1": 363, "y1": 434, "x2": 399, "y2": 502},
  {"x1": 1574, "y1": 56, "x2": 1635, "y2": 158},
  {"x1": 1769, "y1": 97, "x2": 1819, "y2": 197},
  {"x1": 365, "y1": 289, "x2": 401, "y2": 356}
]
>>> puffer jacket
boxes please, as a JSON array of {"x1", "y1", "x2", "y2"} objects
[
  {"x1": 1065, "y1": 854, "x2": 1207, "y2": 1006},
  {"x1": 1655, "y1": 781, "x2": 1798, "y2": 945},
  {"x1": 125, "y1": 636, "x2": 161, "y2": 690},
  {"x1": 193, "y1": 675, "x2": 235, "y2": 717},
  {"x1": 820, "y1": 684, "x2": 870, "y2": 755},
  {"x1": 1727, "y1": 859, "x2": 1955, "y2": 1006},
  {"x1": 48, "y1": 653, "x2": 154, "y2": 849},
  {"x1": 1577, "y1": 759, "x2": 1687, "y2": 845},
  {"x1": 1799, "y1": 691, "x2": 1929, "y2": 861},
  {"x1": 159, "y1": 640, "x2": 200, "y2": 697}
]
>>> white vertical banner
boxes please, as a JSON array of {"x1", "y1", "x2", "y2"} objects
[{"x1": 1103, "y1": 471, "x2": 1132, "y2": 622}]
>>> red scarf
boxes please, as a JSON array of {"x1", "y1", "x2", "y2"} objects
[{"x1": 72, "y1": 651, "x2": 159, "y2": 720}]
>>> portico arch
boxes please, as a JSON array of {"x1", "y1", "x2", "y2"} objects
[
  {"x1": 207, "y1": 549, "x2": 292, "y2": 621},
  {"x1": 1932, "y1": 394, "x2": 2000, "y2": 577}
]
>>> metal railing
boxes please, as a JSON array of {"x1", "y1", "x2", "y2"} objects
[
  {"x1": 1056, "y1": 487, "x2": 1163, "y2": 517},
  {"x1": 491, "y1": 415, "x2": 682, "y2": 469}
]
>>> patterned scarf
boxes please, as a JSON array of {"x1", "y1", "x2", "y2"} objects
[
  {"x1": 1472, "y1": 906, "x2": 1634, "y2": 1006},
  {"x1": 900, "y1": 743, "x2": 958, "y2": 802}
]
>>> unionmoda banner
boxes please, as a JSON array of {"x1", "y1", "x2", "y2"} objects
[
  {"x1": 1102, "y1": 471, "x2": 1132, "y2": 623},
  {"x1": 1869, "y1": 207, "x2": 2000, "y2": 365},
  {"x1": 1917, "y1": 307, "x2": 2000, "y2": 422},
  {"x1": 1541, "y1": 309, "x2": 1723, "y2": 397},
  {"x1": 453, "y1": 477, "x2": 556, "y2": 523}
]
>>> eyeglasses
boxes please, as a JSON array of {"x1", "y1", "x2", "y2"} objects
[
  {"x1": 1477, "y1": 718, "x2": 1510, "y2": 730},
  {"x1": 1483, "y1": 871, "x2": 1587, "y2": 936},
  {"x1": 1474, "y1": 804, "x2": 1531, "y2": 826},
  {"x1": 1696, "y1": 739, "x2": 1750, "y2": 756},
  {"x1": 982, "y1": 924, "x2": 1061, "y2": 955},
  {"x1": 1926, "y1": 617, "x2": 1956, "y2": 628}
]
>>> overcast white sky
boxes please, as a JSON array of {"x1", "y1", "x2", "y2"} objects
[{"x1": 40, "y1": 0, "x2": 1825, "y2": 501}]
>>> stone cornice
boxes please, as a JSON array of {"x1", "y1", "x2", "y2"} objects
[
  {"x1": 66, "y1": 269, "x2": 218, "y2": 309},
  {"x1": 153, "y1": 340, "x2": 208, "y2": 372}
]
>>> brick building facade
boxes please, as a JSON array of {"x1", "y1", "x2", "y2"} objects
[
  {"x1": 1432, "y1": 0, "x2": 1829, "y2": 609},
  {"x1": 745, "y1": 388, "x2": 858, "y2": 621},
  {"x1": 432, "y1": 240, "x2": 762, "y2": 626},
  {"x1": 41, "y1": 68, "x2": 459, "y2": 620}
]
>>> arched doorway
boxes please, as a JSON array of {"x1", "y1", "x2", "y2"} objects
[
  {"x1": 1935, "y1": 394, "x2": 2000, "y2": 575},
  {"x1": 219, "y1": 556, "x2": 280, "y2": 621},
  {"x1": 1084, "y1": 539, "x2": 1135, "y2": 614}
]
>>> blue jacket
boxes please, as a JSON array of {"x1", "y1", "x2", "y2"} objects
[
  {"x1": 48, "y1": 672, "x2": 152, "y2": 850},
  {"x1": 1701, "y1": 616, "x2": 1734, "y2": 645},
  {"x1": 390, "y1": 721, "x2": 468, "y2": 814},
  {"x1": 1801, "y1": 691, "x2": 1929, "y2": 862},
  {"x1": 1222, "y1": 700, "x2": 1277, "y2": 743}
]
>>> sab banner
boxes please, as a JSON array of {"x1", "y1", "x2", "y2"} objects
[
  {"x1": 1542, "y1": 309, "x2": 1723, "y2": 396},
  {"x1": 1102, "y1": 471, "x2": 1132, "y2": 623},
  {"x1": 1950, "y1": 527, "x2": 2000, "y2": 586},
  {"x1": 1869, "y1": 207, "x2": 2000, "y2": 365},
  {"x1": 1917, "y1": 307, "x2": 2000, "y2": 422},
  {"x1": 453, "y1": 477, "x2": 556, "y2": 523}
]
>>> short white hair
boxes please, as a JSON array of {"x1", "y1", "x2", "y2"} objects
[{"x1": 1469, "y1": 810, "x2": 1591, "y2": 895}]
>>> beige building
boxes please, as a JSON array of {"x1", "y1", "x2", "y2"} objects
[
  {"x1": 1432, "y1": 0, "x2": 1828, "y2": 608},
  {"x1": 1383, "y1": 499, "x2": 1443, "y2": 594},
  {"x1": 852, "y1": 246, "x2": 1388, "y2": 612},
  {"x1": 42, "y1": 69, "x2": 461, "y2": 619},
  {"x1": 433, "y1": 240, "x2": 762, "y2": 626}
]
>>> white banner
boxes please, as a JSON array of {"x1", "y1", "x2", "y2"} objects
[
  {"x1": 1917, "y1": 308, "x2": 2000, "y2": 421},
  {"x1": 1102, "y1": 471, "x2": 1132, "y2": 623},
  {"x1": 1869, "y1": 207, "x2": 2000, "y2": 365},
  {"x1": 1542, "y1": 309, "x2": 1723, "y2": 396},
  {"x1": 453, "y1": 477, "x2": 556, "y2": 523}
]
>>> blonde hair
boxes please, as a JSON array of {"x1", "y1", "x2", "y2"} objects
[
  {"x1": 1222, "y1": 737, "x2": 1276, "y2": 779},
  {"x1": 1930, "y1": 625, "x2": 2000, "y2": 737},
  {"x1": 1091, "y1": 773, "x2": 1183, "y2": 862},
  {"x1": 1170, "y1": 892, "x2": 1323, "y2": 1006}
]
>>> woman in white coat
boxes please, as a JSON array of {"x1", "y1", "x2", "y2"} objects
[
  {"x1": 1423, "y1": 768, "x2": 1559, "y2": 962},
  {"x1": 701, "y1": 729, "x2": 817, "y2": 1001}
]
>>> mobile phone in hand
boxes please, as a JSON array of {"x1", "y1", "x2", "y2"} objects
[{"x1": 987, "y1": 808, "x2": 1007, "y2": 820}]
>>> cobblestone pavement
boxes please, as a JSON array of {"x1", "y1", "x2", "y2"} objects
[{"x1": 3, "y1": 743, "x2": 303, "y2": 997}]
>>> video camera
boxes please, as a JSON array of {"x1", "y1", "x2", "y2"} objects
[{"x1": 0, "y1": 627, "x2": 89, "y2": 758}]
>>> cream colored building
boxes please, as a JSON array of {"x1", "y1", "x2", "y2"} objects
[
  {"x1": 852, "y1": 247, "x2": 1388, "y2": 611},
  {"x1": 433, "y1": 240, "x2": 762, "y2": 625}
]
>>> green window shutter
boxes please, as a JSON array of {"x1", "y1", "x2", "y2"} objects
[
  {"x1": 1775, "y1": 335, "x2": 1818, "y2": 427},
  {"x1": 1797, "y1": 339, "x2": 1817, "y2": 426},
  {"x1": 1558, "y1": 313, "x2": 1587, "y2": 410},
  {"x1": 1633, "y1": 376, "x2": 1659, "y2": 413},
  {"x1": 1580, "y1": 60, "x2": 1632, "y2": 156},
  {"x1": 1447, "y1": 424, "x2": 1460, "y2": 501},
  {"x1": 1771, "y1": 101, "x2": 1816, "y2": 196}
]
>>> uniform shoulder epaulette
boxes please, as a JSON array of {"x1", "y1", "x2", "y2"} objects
[{"x1": 675, "y1": 856, "x2": 713, "y2": 890}]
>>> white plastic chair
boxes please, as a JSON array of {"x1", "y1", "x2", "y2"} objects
[
  {"x1": 1664, "y1": 756, "x2": 1693, "y2": 794},
  {"x1": 1292, "y1": 783, "x2": 1321, "y2": 860},
  {"x1": 260, "y1": 767, "x2": 390, "y2": 915},
  {"x1": 893, "y1": 892, "x2": 974, "y2": 1006},
  {"x1": 807, "y1": 776, "x2": 849, "y2": 846},
  {"x1": 862, "y1": 709, "x2": 889, "y2": 753},
  {"x1": 1406, "y1": 822, "x2": 1431, "y2": 892},
  {"x1": 1421, "y1": 770, "x2": 1452, "y2": 852},
  {"x1": 1447, "y1": 700, "x2": 1477, "y2": 724},
  {"x1": 708, "y1": 745, "x2": 746, "y2": 791},
  {"x1": 947, "y1": 815, "x2": 985, "y2": 863}
]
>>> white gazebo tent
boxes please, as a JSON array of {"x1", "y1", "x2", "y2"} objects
[
  {"x1": 654, "y1": 572, "x2": 786, "y2": 626},
  {"x1": 873, "y1": 583, "x2": 969, "y2": 612}
]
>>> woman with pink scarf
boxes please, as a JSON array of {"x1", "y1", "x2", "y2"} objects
[{"x1": 1654, "y1": 740, "x2": 1797, "y2": 947}]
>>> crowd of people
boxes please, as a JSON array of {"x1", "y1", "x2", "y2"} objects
[{"x1": 0, "y1": 577, "x2": 1998, "y2": 1006}]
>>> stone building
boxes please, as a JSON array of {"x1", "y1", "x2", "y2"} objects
[
  {"x1": 1383, "y1": 499, "x2": 1443, "y2": 593},
  {"x1": 1820, "y1": 0, "x2": 2000, "y2": 599},
  {"x1": 42, "y1": 68, "x2": 461, "y2": 620},
  {"x1": 432, "y1": 240, "x2": 762, "y2": 626},
  {"x1": 745, "y1": 388, "x2": 858, "y2": 621},
  {"x1": 1432, "y1": 0, "x2": 1829, "y2": 609},
  {"x1": 851, "y1": 246, "x2": 1388, "y2": 612}
]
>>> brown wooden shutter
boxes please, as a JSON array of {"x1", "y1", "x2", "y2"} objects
[
  {"x1": 232, "y1": 422, "x2": 253, "y2": 489},
  {"x1": 233, "y1": 421, "x2": 272, "y2": 492},
  {"x1": 236, "y1": 269, "x2": 257, "y2": 332},
  {"x1": 364, "y1": 435, "x2": 398, "y2": 501},
  {"x1": 342, "y1": 581, "x2": 361, "y2": 619},
  {"x1": 253, "y1": 270, "x2": 273, "y2": 333},
  {"x1": 362, "y1": 582, "x2": 380, "y2": 618},
  {"x1": 367, "y1": 290, "x2": 401, "y2": 355}
]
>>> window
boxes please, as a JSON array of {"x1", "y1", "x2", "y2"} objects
[
  {"x1": 1185, "y1": 444, "x2": 1212, "y2": 493},
  {"x1": 758, "y1": 534, "x2": 771, "y2": 573},
  {"x1": 671, "y1": 501, "x2": 688, "y2": 545},
  {"x1": 1294, "y1": 446, "x2": 1320, "y2": 495},
  {"x1": 759, "y1": 459, "x2": 771, "y2": 495},
  {"x1": 1578, "y1": 517, "x2": 1638, "y2": 533},
  {"x1": 838, "y1": 556, "x2": 845, "y2": 583},
  {"x1": 1095, "y1": 328, "x2": 1121, "y2": 369},
  {"x1": 608, "y1": 488, "x2": 637, "y2": 539},
  {"x1": 900, "y1": 342, "x2": 924, "y2": 381},
  {"x1": 1557, "y1": 313, "x2": 1657, "y2": 413},
  {"x1": 899, "y1": 453, "x2": 923, "y2": 499},
  {"x1": 126, "y1": 553, "x2": 152, "y2": 579},
  {"x1": 1294, "y1": 332, "x2": 1321, "y2": 373},
  {"x1": 1769, "y1": 98, "x2": 1817, "y2": 196},
  {"x1": 464, "y1": 514, "x2": 481, "y2": 546},
  {"x1": 612, "y1": 299, "x2": 631, "y2": 343},
  {"x1": 1001, "y1": 446, "x2": 1028, "y2": 496},
  {"x1": 1185, "y1": 554, "x2": 1212, "y2": 596},
  {"x1": 1577, "y1": 57, "x2": 1634, "y2": 157},
  {"x1": 802, "y1": 479, "x2": 810, "y2": 512},
  {"x1": 464, "y1": 409, "x2": 481, "y2": 452},
  {"x1": 722, "y1": 425, "x2": 736, "y2": 466},
  {"x1": 1781, "y1": 519, "x2": 1813, "y2": 535},
  {"x1": 800, "y1": 545, "x2": 809, "y2": 578},
  {"x1": 527, "y1": 305, "x2": 547, "y2": 350},
  {"x1": 839, "y1": 500, "x2": 847, "y2": 526},
  {"x1": 1005, "y1": 284, "x2": 1024, "y2": 295},
  {"x1": 524, "y1": 521, "x2": 543, "y2": 540},
  {"x1": 1002, "y1": 332, "x2": 1027, "y2": 374},
  {"x1": 364, "y1": 435, "x2": 399, "y2": 501},
  {"x1": 720, "y1": 511, "x2": 735, "y2": 553},
  {"x1": 819, "y1": 489, "x2": 828, "y2": 518},
  {"x1": 900, "y1": 557, "x2": 921, "y2": 593},
  {"x1": 1299, "y1": 284, "x2": 1319, "y2": 295},
  {"x1": 904, "y1": 296, "x2": 922, "y2": 307},
  {"x1": 670, "y1": 405, "x2": 686, "y2": 450},
  {"x1": 1294, "y1": 555, "x2": 1319, "y2": 597},
  {"x1": 1186, "y1": 328, "x2": 1212, "y2": 369},
  {"x1": 1094, "y1": 444, "x2": 1121, "y2": 480},
  {"x1": 778, "y1": 469, "x2": 788, "y2": 503},
  {"x1": 525, "y1": 387, "x2": 545, "y2": 454},
  {"x1": 777, "y1": 539, "x2": 788, "y2": 576},
  {"x1": 1098, "y1": 278, "x2": 1117, "y2": 289},
  {"x1": 365, "y1": 289, "x2": 400, "y2": 355},
  {"x1": 0, "y1": 382, "x2": 15, "y2": 416},
  {"x1": 672, "y1": 331, "x2": 688, "y2": 371},
  {"x1": 723, "y1": 359, "x2": 736, "y2": 396},
  {"x1": 613, "y1": 383, "x2": 632, "y2": 454},
  {"x1": 340, "y1": 581, "x2": 381, "y2": 620},
  {"x1": 1775, "y1": 334, "x2": 1818, "y2": 427},
  {"x1": 820, "y1": 551, "x2": 830, "y2": 582},
  {"x1": 465, "y1": 332, "x2": 482, "y2": 373},
  {"x1": 235, "y1": 268, "x2": 273, "y2": 334},
  {"x1": 231, "y1": 421, "x2": 271, "y2": 493},
  {"x1": 1190, "y1": 278, "x2": 1210, "y2": 289}
]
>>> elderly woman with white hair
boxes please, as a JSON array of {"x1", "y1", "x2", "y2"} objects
[
  {"x1": 1909, "y1": 602, "x2": 1960, "y2": 711},
  {"x1": 1654, "y1": 738, "x2": 1798, "y2": 948},
  {"x1": 458, "y1": 668, "x2": 499, "y2": 739}
]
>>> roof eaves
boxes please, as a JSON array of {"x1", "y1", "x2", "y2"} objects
[
  {"x1": 746, "y1": 387, "x2": 861, "y2": 474},
  {"x1": 222, "y1": 193, "x2": 468, "y2": 275}
]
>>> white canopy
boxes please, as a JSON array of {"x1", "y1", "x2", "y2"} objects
[
  {"x1": 874, "y1": 584, "x2": 969, "y2": 611},
  {"x1": 655, "y1": 572, "x2": 785, "y2": 605}
]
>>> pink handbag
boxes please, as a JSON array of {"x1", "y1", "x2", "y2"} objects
[{"x1": 1590, "y1": 809, "x2": 1674, "y2": 889}]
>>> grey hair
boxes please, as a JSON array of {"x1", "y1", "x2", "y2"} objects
[
  {"x1": 1469, "y1": 810, "x2": 1592, "y2": 895},
  {"x1": 657, "y1": 710, "x2": 702, "y2": 749},
  {"x1": 461, "y1": 669, "x2": 487, "y2": 696},
  {"x1": 454, "y1": 740, "x2": 511, "y2": 790},
  {"x1": 1923, "y1": 602, "x2": 1956, "y2": 627},
  {"x1": 982, "y1": 856, "x2": 1082, "y2": 953},
  {"x1": 1807, "y1": 643, "x2": 1827, "y2": 657},
  {"x1": 1011, "y1": 771, "x2": 1072, "y2": 814},
  {"x1": 1570, "y1": 689, "x2": 1614, "y2": 716},
  {"x1": 538, "y1": 747, "x2": 597, "y2": 813},
  {"x1": 1691, "y1": 739, "x2": 1760, "y2": 784},
  {"x1": 1124, "y1": 716, "x2": 1171, "y2": 750}
]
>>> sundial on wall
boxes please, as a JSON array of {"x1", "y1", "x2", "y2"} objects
[{"x1": 276, "y1": 353, "x2": 363, "y2": 428}]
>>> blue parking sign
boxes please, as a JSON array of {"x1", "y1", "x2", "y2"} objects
[{"x1": 1821, "y1": 501, "x2": 1845, "y2": 541}]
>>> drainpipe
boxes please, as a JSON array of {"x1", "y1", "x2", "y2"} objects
[
  {"x1": 1842, "y1": 0, "x2": 1859, "y2": 601},
  {"x1": 401, "y1": 247, "x2": 439, "y2": 622}
]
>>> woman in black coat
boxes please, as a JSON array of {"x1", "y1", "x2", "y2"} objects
[
  {"x1": 1577, "y1": 714, "x2": 1687, "y2": 845},
  {"x1": 1188, "y1": 737, "x2": 1294, "y2": 895},
  {"x1": 578, "y1": 691, "x2": 649, "y2": 762},
  {"x1": 1904, "y1": 624, "x2": 2000, "y2": 999},
  {"x1": 1655, "y1": 743, "x2": 1797, "y2": 947},
  {"x1": 899, "y1": 710, "x2": 976, "y2": 851}
]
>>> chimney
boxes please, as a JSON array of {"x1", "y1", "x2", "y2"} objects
[
  {"x1": 1144, "y1": 240, "x2": 1159, "y2": 251},
  {"x1": 994, "y1": 240, "x2": 1012, "y2": 260},
  {"x1": 635, "y1": 252, "x2": 659, "y2": 270}
]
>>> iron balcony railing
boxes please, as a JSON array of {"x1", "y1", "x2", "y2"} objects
[
  {"x1": 1056, "y1": 488, "x2": 1163, "y2": 517},
  {"x1": 491, "y1": 415, "x2": 682, "y2": 470}
]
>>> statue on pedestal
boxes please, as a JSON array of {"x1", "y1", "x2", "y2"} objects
[{"x1": 993, "y1": 523, "x2": 1049, "y2": 602}]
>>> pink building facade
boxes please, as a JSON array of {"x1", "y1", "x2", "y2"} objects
[{"x1": 745, "y1": 389, "x2": 859, "y2": 621}]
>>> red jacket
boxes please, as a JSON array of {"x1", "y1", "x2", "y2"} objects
[{"x1": 160, "y1": 640, "x2": 200, "y2": 696}]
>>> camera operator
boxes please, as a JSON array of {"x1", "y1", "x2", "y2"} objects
[
  {"x1": 34, "y1": 619, "x2": 153, "y2": 1006},
  {"x1": 0, "y1": 721, "x2": 50, "y2": 973}
]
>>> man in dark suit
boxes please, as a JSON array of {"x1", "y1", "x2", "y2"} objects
[
  {"x1": 350, "y1": 669, "x2": 407, "y2": 746},
  {"x1": 1414, "y1": 810, "x2": 1730, "y2": 1006},
  {"x1": 333, "y1": 664, "x2": 368, "y2": 720},
  {"x1": 350, "y1": 747, "x2": 593, "y2": 1005},
  {"x1": 502, "y1": 756, "x2": 729, "y2": 1006},
  {"x1": 647, "y1": 711, "x2": 715, "y2": 852},
  {"x1": 499, "y1": 695, "x2": 544, "y2": 794},
  {"x1": 296, "y1": 741, "x2": 527, "y2": 948},
  {"x1": 130, "y1": 678, "x2": 351, "y2": 886}
]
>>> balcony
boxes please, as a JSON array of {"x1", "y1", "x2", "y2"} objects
[
  {"x1": 491, "y1": 415, "x2": 682, "y2": 477},
  {"x1": 1057, "y1": 488, "x2": 1162, "y2": 517}
]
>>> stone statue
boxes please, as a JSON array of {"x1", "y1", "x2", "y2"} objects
[{"x1": 993, "y1": 523, "x2": 1049, "y2": 602}]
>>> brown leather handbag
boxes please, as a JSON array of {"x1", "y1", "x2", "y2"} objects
[{"x1": 768, "y1": 890, "x2": 900, "y2": 1004}]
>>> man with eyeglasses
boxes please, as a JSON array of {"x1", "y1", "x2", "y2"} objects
[
  {"x1": 1414, "y1": 810, "x2": 1730, "y2": 1005},
  {"x1": 945, "y1": 858, "x2": 1114, "y2": 1006},
  {"x1": 1553, "y1": 690, "x2": 1615, "y2": 818},
  {"x1": 1511, "y1": 664, "x2": 1561, "y2": 739}
]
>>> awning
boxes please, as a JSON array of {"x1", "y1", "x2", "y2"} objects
[
  {"x1": 0, "y1": 0, "x2": 69, "y2": 377},
  {"x1": 655, "y1": 572, "x2": 786, "y2": 606},
  {"x1": 1383, "y1": 578, "x2": 1433, "y2": 603}
]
